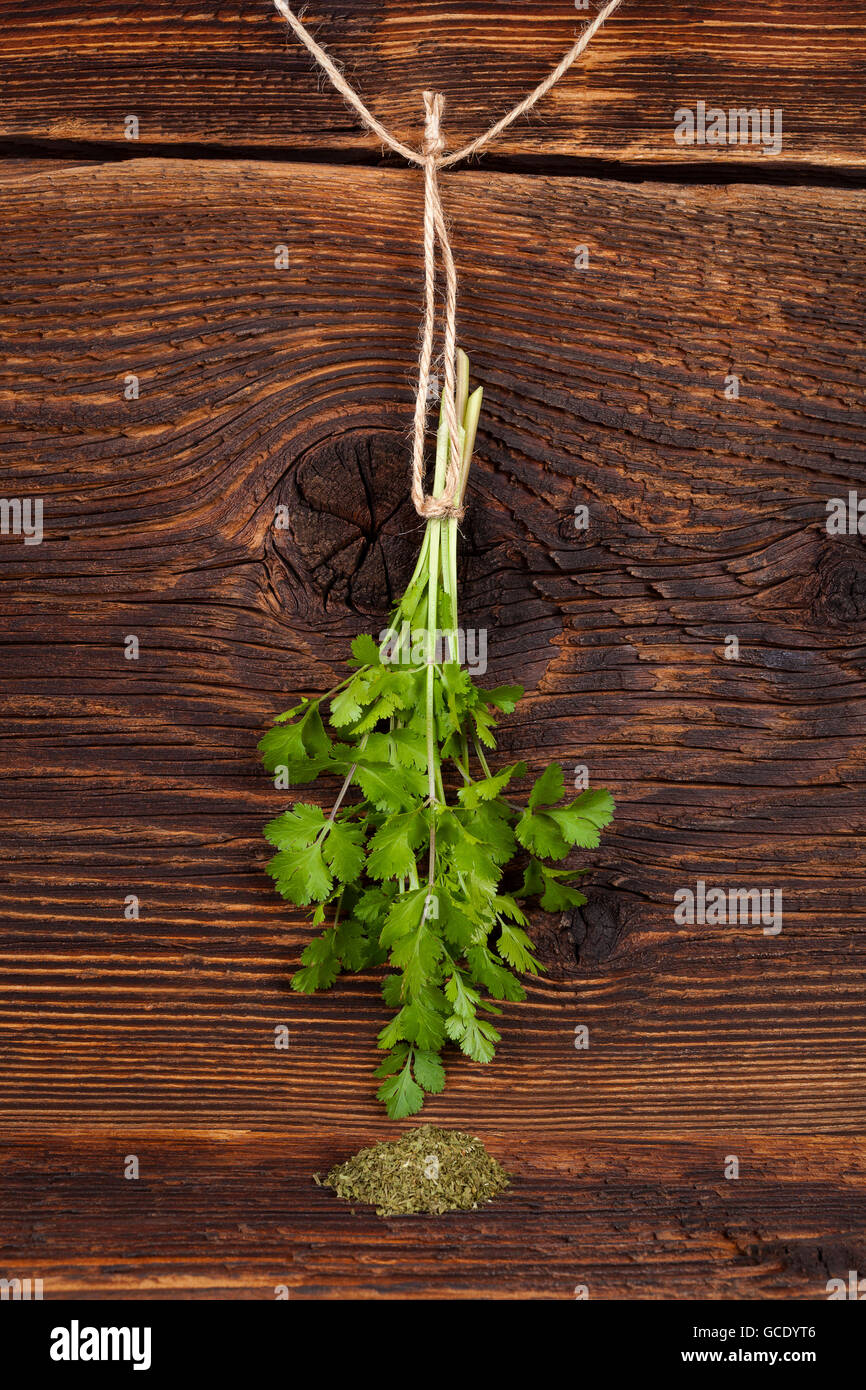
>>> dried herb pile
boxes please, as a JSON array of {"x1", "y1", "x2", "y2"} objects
[{"x1": 320, "y1": 1124, "x2": 510, "y2": 1216}]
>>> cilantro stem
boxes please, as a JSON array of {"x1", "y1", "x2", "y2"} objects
[
  {"x1": 453, "y1": 754, "x2": 472, "y2": 783},
  {"x1": 292, "y1": 670, "x2": 358, "y2": 714},
  {"x1": 455, "y1": 348, "x2": 469, "y2": 428},
  {"x1": 317, "y1": 732, "x2": 369, "y2": 843},
  {"x1": 425, "y1": 526, "x2": 440, "y2": 884},
  {"x1": 325, "y1": 764, "x2": 357, "y2": 826},
  {"x1": 378, "y1": 528, "x2": 431, "y2": 659},
  {"x1": 473, "y1": 734, "x2": 493, "y2": 779},
  {"x1": 422, "y1": 396, "x2": 454, "y2": 887},
  {"x1": 456, "y1": 386, "x2": 483, "y2": 514}
]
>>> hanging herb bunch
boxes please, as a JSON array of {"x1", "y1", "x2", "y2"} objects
[{"x1": 259, "y1": 351, "x2": 614, "y2": 1118}]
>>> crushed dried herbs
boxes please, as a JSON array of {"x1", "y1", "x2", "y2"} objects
[{"x1": 319, "y1": 1124, "x2": 510, "y2": 1216}]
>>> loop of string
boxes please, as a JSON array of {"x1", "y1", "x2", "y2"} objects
[
  {"x1": 413, "y1": 90, "x2": 461, "y2": 517},
  {"x1": 272, "y1": 0, "x2": 625, "y2": 518}
]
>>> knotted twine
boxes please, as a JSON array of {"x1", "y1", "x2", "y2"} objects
[{"x1": 273, "y1": 0, "x2": 625, "y2": 519}]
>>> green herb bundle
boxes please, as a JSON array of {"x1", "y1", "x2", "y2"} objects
[{"x1": 259, "y1": 351, "x2": 614, "y2": 1118}]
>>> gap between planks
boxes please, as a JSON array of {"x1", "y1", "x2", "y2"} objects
[{"x1": 1, "y1": 140, "x2": 865, "y2": 192}]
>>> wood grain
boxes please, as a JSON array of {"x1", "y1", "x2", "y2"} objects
[
  {"x1": 0, "y1": 154, "x2": 864, "y2": 1296},
  {"x1": 2, "y1": 1134, "x2": 865, "y2": 1298},
  {"x1": 0, "y1": 1, "x2": 864, "y2": 169}
]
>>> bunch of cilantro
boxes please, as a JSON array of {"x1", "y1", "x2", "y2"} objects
[{"x1": 259, "y1": 352, "x2": 614, "y2": 1118}]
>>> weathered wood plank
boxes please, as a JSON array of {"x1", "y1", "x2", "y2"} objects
[
  {"x1": 0, "y1": 2, "x2": 864, "y2": 168},
  {"x1": 0, "y1": 158, "x2": 864, "y2": 1167},
  {"x1": 1, "y1": 1134, "x2": 864, "y2": 1298}
]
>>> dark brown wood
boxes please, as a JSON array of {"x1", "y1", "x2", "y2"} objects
[
  {"x1": 2, "y1": 1135, "x2": 865, "y2": 1298},
  {"x1": 0, "y1": 1, "x2": 864, "y2": 168},
  {"x1": 0, "y1": 80, "x2": 864, "y2": 1296}
]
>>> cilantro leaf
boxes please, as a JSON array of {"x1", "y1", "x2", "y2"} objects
[
  {"x1": 388, "y1": 918, "x2": 443, "y2": 996},
  {"x1": 413, "y1": 1049, "x2": 446, "y2": 1094},
  {"x1": 528, "y1": 761, "x2": 565, "y2": 810},
  {"x1": 329, "y1": 680, "x2": 367, "y2": 728},
  {"x1": 515, "y1": 808, "x2": 570, "y2": 860},
  {"x1": 374, "y1": 1044, "x2": 410, "y2": 1078},
  {"x1": 547, "y1": 788, "x2": 616, "y2": 848},
  {"x1": 321, "y1": 818, "x2": 366, "y2": 883},
  {"x1": 292, "y1": 928, "x2": 340, "y2": 991},
  {"x1": 349, "y1": 633, "x2": 382, "y2": 668},
  {"x1": 459, "y1": 801, "x2": 516, "y2": 863},
  {"x1": 478, "y1": 684, "x2": 524, "y2": 712},
  {"x1": 267, "y1": 842, "x2": 333, "y2": 904},
  {"x1": 518, "y1": 860, "x2": 589, "y2": 912},
  {"x1": 390, "y1": 993, "x2": 447, "y2": 1051},
  {"x1": 335, "y1": 916, "x2": 375, "y2": 970},
  {"x1": 379, "y1": 888, "x2": 429, "y2": 948},
  {"x1": 354, "y1": 760, "x2": 417, "y2": 812},
  {"x1": 366, "y1": 809, "x2": 425, "y2": 881},
  {"x1": 377, "y1": 1058, "x2": 424, "y2": 1120},
  {"x1": 497, "y1": 921, "x2": 541, "y2": 975},
  {"x1": 455, "y1": 1016, "x2": 500, "y2": 1064},
  {"x1": 263, "y1": 802, "x2": 326, "y2": 851},
  {"x1": 457, "y1": 761, "x2": 526, "y2": 810}
]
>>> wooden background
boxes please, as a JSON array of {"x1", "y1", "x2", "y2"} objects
[{"x1": 1, "y1": 0, "x2": 865, "y2": 1299}]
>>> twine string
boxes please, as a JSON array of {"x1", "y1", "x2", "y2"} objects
[
  {"x1": 411, "y1": 91, "x2": 463, "y2": 517},
  {"x1": 272, "y1": 0, "x2": 625, "y2": 518}
]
